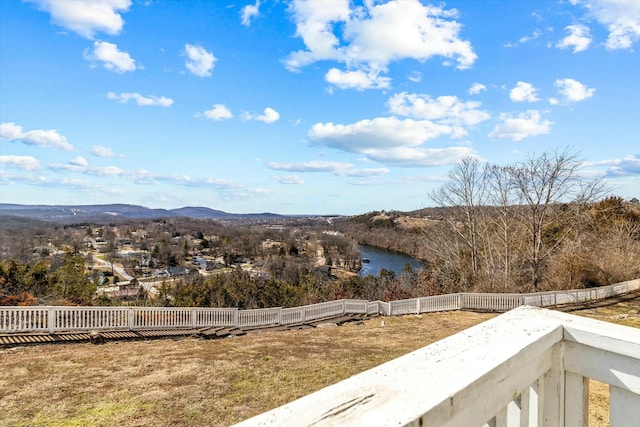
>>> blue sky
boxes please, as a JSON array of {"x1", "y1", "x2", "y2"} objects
[{"x1": 1, "y1": 0, "x2": 638, "y2": 215}]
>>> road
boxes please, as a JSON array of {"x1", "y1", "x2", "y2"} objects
[{"x1": 91, "y1": 256, "x2": 134, "y2": 281}]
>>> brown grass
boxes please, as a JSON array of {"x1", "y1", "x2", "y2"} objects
[{"x1": 1, "y1": 299, "x2": 638, "y2": 426}]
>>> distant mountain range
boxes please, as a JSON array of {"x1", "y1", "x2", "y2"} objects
[{"x1": 0, "y1": 203, "x2": 289, "y2": 223}]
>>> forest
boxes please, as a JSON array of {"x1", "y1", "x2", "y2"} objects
[{"x1": 1, "y1": 149, "x2": 639, "y2": 308}]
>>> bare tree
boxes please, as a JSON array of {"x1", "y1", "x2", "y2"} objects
[
  {"x1": 507, "y1": 148, "x2": 605, "y2": 290},
  {"x1": 429, "y1": 157, "x2": 486, "y2": 287},
  {"x1": 479, "y1": 165, "x2": 528, "y2": 291},
  {"x1": 427, "y1": 148, "x2": 606, "y2": 293}
]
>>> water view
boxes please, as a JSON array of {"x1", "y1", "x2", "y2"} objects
[{"x1": 357, "y1": 244, "x2": 424, "y2": 277}]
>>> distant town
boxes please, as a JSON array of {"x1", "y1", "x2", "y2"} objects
[
  {"x1": 81, "y1": 220, "x2": 357, "y2": 301},
  {"x1": 0, "y1": 207, "x2": 381, "y2": 306}
]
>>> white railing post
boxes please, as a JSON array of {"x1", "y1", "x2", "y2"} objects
[
  {"x1": 233, "y1": 309, "x2": 239, "y2": 328},
  {"x1": 128, "y1": 308, "x2": 135, "y2": 330},
  {"x1": 541, "y1": 343, "x2": 564, "y2": 427},
  {"x1": 416, "y1": 298, "x2": 421, "y2": 314},
  {"x1": 191, "y1": 308, "x2": 197, "y2": 328},
  {"x1": 495, "y1": 400, "x2": 519, "y2": 427},
  {"x1": 610, "y1": 386, "x2": 640, "y2": 427},
  {"x1": 564, "y1": 372, "x2": 588, "y2": 427},
  {"x1": 48, "y1": 307, "x2": 55, "y2": 334},
  {"x1": 520, "y1": 380, "x2": 540, "y2": 426}
]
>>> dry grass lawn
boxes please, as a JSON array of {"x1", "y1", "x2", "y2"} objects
[{"x1": 1, "y1": 297, "x2": 638, "y2": 426}]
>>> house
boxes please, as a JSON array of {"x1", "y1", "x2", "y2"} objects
[{"x1": 166, "y1": 266, "x2": 189, "y2": 277}]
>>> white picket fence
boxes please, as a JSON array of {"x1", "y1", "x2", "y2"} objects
[{"x1": 1, "y1": 278, "x2": 638, "y2": 334}]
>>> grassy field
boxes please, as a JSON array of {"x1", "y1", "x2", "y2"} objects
[{"x1": 1, "y1": 298, "x2": 638, "y2": 426}]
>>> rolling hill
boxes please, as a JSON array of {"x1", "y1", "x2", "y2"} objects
[{"x1": 0, "y1": 203, "x2": 285, "y2": 224}]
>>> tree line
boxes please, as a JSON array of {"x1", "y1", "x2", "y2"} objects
[
  {"x1": 424, "y1": 149, "x2": 640, "y2": 294},
  {"x1": 0, "y1": 252, "x2": 433, "y2": 308},
  {"x1": 0, "y1": 252, "x2": 95, "y2": 305}
]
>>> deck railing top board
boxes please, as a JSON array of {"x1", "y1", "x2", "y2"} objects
[
  {"x1": 234, "y1": 306, "x2": 640, "y2": 427},
  {"x1": 232, "y1": 307, "x2": 570, "y2": 426}
]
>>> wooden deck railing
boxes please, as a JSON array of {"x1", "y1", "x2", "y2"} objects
[
  {"x1": 235, "y1": 306, "x2": 640, "y2": 426},
  {"x1": 1, "y1": 278, "x2": 638, "y2": 334}
]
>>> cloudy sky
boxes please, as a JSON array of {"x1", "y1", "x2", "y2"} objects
[{"x1": 1, "y1": 0, "x2": 638, "y2": 214}]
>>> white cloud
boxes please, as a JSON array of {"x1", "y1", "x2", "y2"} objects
[
  {"x1": 574, "y1": 0, "x2": 640, "y2": 49},
  {"x1": 307, "y1": 116, "x2": 473, "y2": 167},
  {"x1": 519, "y1": 29, "x2": 543, "y2": 44},
  {"x1": 284, "y1": 0, "x2": 352, "y2": 70},
  {"x1": 258, "y1": 107, "x2": 280, "y2": 123},
  {"x1": 274, "y1": 175, "x2": 305, "y2": 185},
  {"x1": 268, "y1": 161, "x2": 352, "y2": 173},
  {"x1": 47, "y1": 162, "x2": 82, "y2": 173},
  {"x1": 69, "y1": 156, "x2": 88, "y2": 167},
  {"x1": 26, "y1": 0, "x2": 131, "y2": 39},
  {"x1": 2, "y1": 153, "x2": 268, "y2": 199},
  {"x1": 361, "y1": 146, "x2": 475, "y2": 167},
  {"x1": 340, "y1": 167, "x2": 390, "y2": 177},
  {"x1": 509, "y1": 81, "x2": 540, "y2": 103},
  {"x1": 347, "y1": 1, "x2": 477, "y2": 69},
  {"x1": 267, "y1": 161, "x2": 389, "y2": 177},
  {"x1": 0, "y1": 122, "x2": 74, "y2": 151},
  {"x1": 241, "y1": 0, "x2": 260, "y2": 26},
  {"x1": 245, "y1": 107, "x2": 280, "y2": 123},
  {"x1": 325, "y1": 68, "x2": 391, "y2": 90},
  {"x1": 408, "y1": 71, "x2": 422, "y2": 83},
  {"x1": 107, "y1": 92, "x2": 173, "y2": 107},
  {"x1": 488, "y1": 110, "x2": 553, "y2": 141},
  {"x1": 131, "y1": 170, "x2": 251, "y2": 194},
  {"x1": 91, "y1": 145, "x2": 123, "y2": 158},
  {"x1": 184, "y1": 44, "x2": 216, "y2": 77},
  {"x1": 57, "y1": 178, "x2": 106, "y2": 192},
  {"x1": 285, "y1": 0, "x2": 476, "y2": 89},
  {"x1": 49, "y1": 161, "x2": 125, "y2": 176},
  {"x1": 89, "y1": 166, "x2": 125, "y2": 176},
  {"x1": 468, "y1": 82, "x2": 487, "y2": 95},
  {"x1": 504, "y1": 29, "x2": 545, "y2": 48},
  {"x1": 85, "y1": 41, "x2": 137, "y2": 73},
  {"x1": 555, "y1": 78, "x2": 595, "y2": 102},
  {"x1": 387, "y1": 92, "x2": 490, "y2": 126},
  {"x1": 203, "y1": 104, "x2": 233, "y2": 120},
  {"x1": 310, "y1": 117, "x2": 455, "y2": 152},
  {"x1": 556, "y1": 24, "x2": 592, "y2": 52},
  {"x1": 0, "y1": 170, "x2": 48, "y2": 186},
  {"x1": 0, "y1": 155, "x2": 41, "y2": 171},
  {"x1": 595, "y1": 154, "x2": 640, "y2": 176}
]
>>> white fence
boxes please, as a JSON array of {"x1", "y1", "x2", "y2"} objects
[
  {"x1": 1, "y1": 278, "x2": 639, "y2": 334},
  {"x1": 236, "y1": 306, "x2": 640, "y2": 427}
]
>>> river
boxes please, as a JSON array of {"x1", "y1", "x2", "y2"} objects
[{"x1": 357, "y1": 244, "x2": 424, "y2": 277}]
